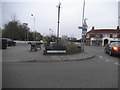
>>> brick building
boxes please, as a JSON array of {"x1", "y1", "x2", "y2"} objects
[{"x1": 86, "y1": 26, "x2": 120, "y2": 46}]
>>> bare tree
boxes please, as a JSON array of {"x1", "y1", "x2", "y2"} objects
[{"x1": 10, "y1": 13, "x2": 17, "y2": 22}]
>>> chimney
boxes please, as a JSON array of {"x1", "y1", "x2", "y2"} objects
[
  {"x1": 117, "y1": 26, "x2": 120, "y2": 30},
  {"x1": 92, "y1": 26, "x2": 95, "y2": 30}
]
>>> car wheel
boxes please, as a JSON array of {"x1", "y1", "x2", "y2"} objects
[{"x1": 109, "y1": 50, "x2": 113, "y2": 56}]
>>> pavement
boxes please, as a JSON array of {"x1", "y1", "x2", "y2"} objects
[{"x1": 2, "y1": 44, "x2": 95, "y2": 63}]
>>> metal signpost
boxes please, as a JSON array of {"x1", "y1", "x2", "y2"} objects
[
  {"x1": 78, "y1": 0, "x2": 88, "y2": 51},
  {"x1": 82, "y1": 19, "x2": 88, "y2": 51}
]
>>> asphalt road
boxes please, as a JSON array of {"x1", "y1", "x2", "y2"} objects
[
  {"x1": 85, "y1": 45, "x2": 119, "y2": 64},
  {"x1": 2, "y1": 45, "x2": 119, "y2": 88}
]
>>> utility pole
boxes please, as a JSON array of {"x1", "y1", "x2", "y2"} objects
[
  {"x1": 82, "y1": 0, "x2": 85, "y2": 25},
  {"x1": 78, "y1": 0, "x2": 88, "y2": 51},
  {"x1": 56, "y1": 2, "x2": 61, "y2": 44},
  {"x1": 82, "y1": 0, "x2": 85, "y2": 51},
  {"x1": 52, "y1": 30, "x2": 53, "y2": 36},
  {"x1": 23, "y1": 23, "x2": 28, "y2": 41},
  {"x1": 31, "y1": 14, "x2": 36, "y2": 41},
  {"x1": 49, "y1": 29, "x2": 51, "y2": 36}
]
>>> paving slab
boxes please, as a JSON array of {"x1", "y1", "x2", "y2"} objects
[{"x1": 2, "y1": 44, "x2": 95, "y2": 63}]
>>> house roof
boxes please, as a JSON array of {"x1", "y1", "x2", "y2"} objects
[{"x1": 87, "y1": 26, "x2": 120, "y2": 34}]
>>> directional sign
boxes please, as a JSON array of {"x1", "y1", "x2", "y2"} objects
[
  {"x1": 82, "y1": 28, "x2": 87, "y2": 31},
  {"x1": 83, "y1": 23, "x2": 88, "y2": 28},
  {"x1": 78, "y1": 26, "x2": 83, "y2": 29},
  {"x1": 82, "y1": 31, "x2": 87, "y2": 34}
]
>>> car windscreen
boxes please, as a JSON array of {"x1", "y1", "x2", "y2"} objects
[{"x1": 115, "y1": 42, "x2": 120, "y2": 46}]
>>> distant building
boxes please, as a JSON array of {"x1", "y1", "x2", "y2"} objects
[
  {"x1": 118, "y1": 1, "x2": 120, "y2": 27},
  {"x1": 86, "y1": 26, "x2": 120, "y2": 46},
  {"x1": 68, "y1": 37, "x2": 77, "y2": 41},
  {"x1": 62, "y1": 35, "x2": 68, "y2": 40}
]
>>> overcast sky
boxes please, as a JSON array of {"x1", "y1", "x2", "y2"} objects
[{"x1": 1, "y1": 0, "x2": 120, "y2": 39}]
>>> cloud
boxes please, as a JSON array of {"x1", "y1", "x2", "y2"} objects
[{"x1": 1, "y1": 0, "x2": 119, "y2": 39}]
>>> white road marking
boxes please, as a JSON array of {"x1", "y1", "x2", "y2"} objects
[
  {"x1": 105, "y1": 60, "x2": 109, "y2": 62},
  {"x1": 114, "y1": 63, "x2": 120, "y2": 66},
  {"x1": 97, "y1": 55, "x2": 119, "y2": 65},
  {"x1": 98, "y1": 55, "x2": 104, "y2": 60},
  {"x1": 114, "y1": 63, "x2": 118, "y2": 65},
  {"x1": 98, "y1": 55, "x2": 103, "y2": 58}
]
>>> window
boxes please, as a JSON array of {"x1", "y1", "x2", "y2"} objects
[
  {"x1": 86, "y1": 34, "x2": 89, "y2": 38},
  {"x1": 112, "y1": 34, "x2": 117, "y2": 38},
  {"x1": 95, "y1": 34, "x2": 100, "y2": 38},
  {"x1": 109, "y1": 42, "x2": 115, "y2": 47},
  {"x1": 103, "y1": 34, "x2": 110, "y2": 37}
]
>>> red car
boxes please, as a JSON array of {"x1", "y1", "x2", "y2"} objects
[{"x1": 104, "y1": 42, "x2": 120, "y2": 56}]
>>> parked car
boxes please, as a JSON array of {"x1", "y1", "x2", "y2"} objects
[
  {"x1": 0, "y1": 38, "x2": 7, "y2": 49},
  {"x1": 6, "y1": 38, "x2": 16, "y2": 46},
  {"x1": 73, "y1": 42, "x2": 81, "y2": 48},
  {"x1": 104, "y1": 42, "x2": 120, "y2": 56}
]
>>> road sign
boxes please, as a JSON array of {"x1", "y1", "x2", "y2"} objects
[
  {"x1": 78, "y1": 26, "x2": 83, "y2": 29},
  {"x1": 82, "y1": 31, "x2": 87, "y2": 34},
  {"x1": 82, "y1": 28, "x2": 87, "y2": 31}
]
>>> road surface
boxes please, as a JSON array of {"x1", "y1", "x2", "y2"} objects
[{"x1": 2, "y1": 45, "x2": 119, "y2": 88}]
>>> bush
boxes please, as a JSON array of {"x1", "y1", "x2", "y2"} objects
[{"x1": 58, "y1": 39, "x2": 81, "y2": 54}]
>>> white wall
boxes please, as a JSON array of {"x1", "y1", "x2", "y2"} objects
[{"x1": 90, "y1": 37, "x2": 120, "y2": 46}]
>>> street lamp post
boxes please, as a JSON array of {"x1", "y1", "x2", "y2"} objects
[
  {"x1": 23, "y1": 23, "x2": 28, "y2": 41},
  {"x1": 31, "y1": 14, "x2": 36, "y2": 41},
  {"x1": 52, "y1": 30, "x2": 53, "y2": 36},
  {"x1": 27, "y1": 27, "x2": 30, "y2": 41},
  {"x1": 49, "y1": 29, "x2": 51, "y2": 36},
  {"x1": 56, "y1": 2, "x2": 61, "y2": 44},
  {"x1": 49, "y1": 29, "x2": 54, "y2": 36}
]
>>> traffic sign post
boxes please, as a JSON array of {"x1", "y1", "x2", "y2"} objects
[
  {"x1": 78, "y1": 0, "x2": 88, "y2": 51},
  {"x1": 78, "y1": 19, "x2": 88, "y2": 51}
]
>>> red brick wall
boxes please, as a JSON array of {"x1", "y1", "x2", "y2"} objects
[{"x1": 110, "y1": 34, "x2": 112, "y2": 38}]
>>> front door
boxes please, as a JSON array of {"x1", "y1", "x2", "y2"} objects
[{"x1": 104, "y1": 39, "x2": 109, "y2": 46}]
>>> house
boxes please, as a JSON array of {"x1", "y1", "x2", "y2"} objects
[{"x1": 85, "y1": 26, "x2": 120, "y2": 46}]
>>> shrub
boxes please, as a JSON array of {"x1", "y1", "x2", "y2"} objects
[{"x1": 58, "y1": 39, "x2": 81, "y2": 54}]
